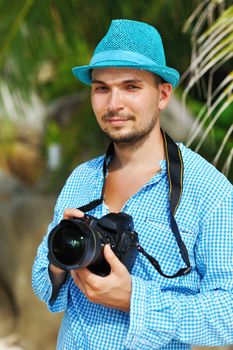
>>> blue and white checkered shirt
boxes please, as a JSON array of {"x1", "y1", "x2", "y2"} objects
[{"x1": 32, "y1": 143, "x2": 233, "y2": 350}]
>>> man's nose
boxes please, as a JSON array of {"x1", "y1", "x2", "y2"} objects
[{"x1": 107, "y1": 89, "x2": 123, "y2": 112}]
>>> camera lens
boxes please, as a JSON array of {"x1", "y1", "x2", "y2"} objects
[
  {"x1": 48, "y1": 217, "x2": 112, "y2": 273},
  {"x1": 52, "y1": 226, "x2": 86, "y2": 266}
]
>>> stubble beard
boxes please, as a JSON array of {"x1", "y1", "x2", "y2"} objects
[{"x1": 101, "y1": 111, "x2": 159, "y2": 148}]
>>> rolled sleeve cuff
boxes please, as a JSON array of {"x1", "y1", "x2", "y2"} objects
[
  {"x1": 125, "y1": 276, "x2": 180, "y2": 349},
  {"x1": 125, "y1": 275, "x2": 147, "y2": 348},
  {"x1": 47, "y1": 267, "x2": 72, "y2": 312}
]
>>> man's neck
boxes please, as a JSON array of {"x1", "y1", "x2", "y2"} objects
[{"x1": 111, "y1": 128, "x2": 165, "y2": 171}]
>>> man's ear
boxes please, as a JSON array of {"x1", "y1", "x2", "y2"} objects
[{"x1": 158, "y1": 83, "x2": 172, "y2": 110}]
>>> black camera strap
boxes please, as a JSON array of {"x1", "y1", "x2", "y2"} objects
[{"x1": 78, "y1": 131, "x2": 191, "y2": 278}]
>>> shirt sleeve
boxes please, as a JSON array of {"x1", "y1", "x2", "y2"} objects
[{"x1": 125, "y1": 190, "x2": 233, "y2": 349}]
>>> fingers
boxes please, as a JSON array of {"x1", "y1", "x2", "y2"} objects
[
  {"x1": 103, "y1": 245, "x2": 125, "y2": 273},
  {"x1": 71, "y1": 268, "x2": 102, "y2": 302},
  {"x1": 70, "y1": 256, "x2": 131, "y2": 310},
  {"x1": 71, "y1": 268, "x2": 98, "y2": 287},
  {"x1": 63, "y1": 208, "x2": 84, "y2": 219},
  {"x1": 49, "y1": 263, "x2": 66, "y2": 274},
  {"x1": 70, "y1": 270, "x2": 86, "y2": 294},
  {"x1": 75, "y1": 267, "x2": 94, "y2": 281}
]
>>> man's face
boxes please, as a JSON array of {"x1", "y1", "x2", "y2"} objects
[{"x1": 91, "y1": 68, "x2": 171, "y2": 145}]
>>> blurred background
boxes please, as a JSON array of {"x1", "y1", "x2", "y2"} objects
[{"x1": 0, "y1": 0, "x2": 232, "y2": 349}]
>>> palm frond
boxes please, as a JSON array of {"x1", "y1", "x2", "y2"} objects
[{"x1": 183, "y1": 0, "x2": 233, "y2": 177}]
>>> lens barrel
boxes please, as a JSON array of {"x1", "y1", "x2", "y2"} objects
[{"x1": 48, "y1": 219, "x2": 103, "y2": 270}]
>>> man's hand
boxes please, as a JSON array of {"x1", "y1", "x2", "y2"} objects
[
  {"x1": 63, "y1": 208, "x2": 84, "y2": 220},
  {"x1": 71, "y1": 244, "x2": 132, "y2": 312}
]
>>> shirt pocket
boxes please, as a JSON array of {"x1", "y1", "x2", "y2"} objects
[{"x1": 139, "y1": 217, "x2": 197, "y2": 276}]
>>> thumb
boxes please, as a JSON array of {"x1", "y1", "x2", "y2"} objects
[
  {"x1": 63, "y1": 208, "x2": 84, "y2": 219},
  {"x1": 103, "y1": 245, "x2": 124, "y2": 272}
]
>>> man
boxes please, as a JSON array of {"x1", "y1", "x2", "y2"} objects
[{"x1": 32, "y1": 19, "x2": 233, "y2": 350}]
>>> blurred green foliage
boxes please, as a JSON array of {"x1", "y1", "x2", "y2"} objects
[
  {"x1": 0, "y1": 0, "x2": 232, "y2": 189},
  {"x1": 1, "y1": 0, "x2": 199, "y2": 100}
]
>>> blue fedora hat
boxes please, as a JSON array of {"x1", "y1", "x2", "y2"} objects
[{"x1": 72, "y1": 19, "x2": 180, "y2": 87}]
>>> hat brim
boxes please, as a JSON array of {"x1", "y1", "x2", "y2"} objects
[{"x1": 72, "y1": 61, "x2": 180, "y2": 88}]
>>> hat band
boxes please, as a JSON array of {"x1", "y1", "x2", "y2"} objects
[{"x1": 90, "y1": 50, "x2": 163, "y2": 66}]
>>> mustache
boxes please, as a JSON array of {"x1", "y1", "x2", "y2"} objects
[{"x1": 102, "y1": 112, "x2": 135, "y2": 121}]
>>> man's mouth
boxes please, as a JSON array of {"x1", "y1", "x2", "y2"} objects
[
  {"x1": 106, "y1": 117, "x2": 129, "y2": 122},
  {"x1": 103, "y1": 113, "x2": 134, "y2": 124},
  {"x1": 104, "y1": 118, "x2": 132, "y2": 127}
]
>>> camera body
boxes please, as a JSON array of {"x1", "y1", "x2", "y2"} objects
[{"x1": 48, "y1": 212, "x2": 138, "y2": 276}]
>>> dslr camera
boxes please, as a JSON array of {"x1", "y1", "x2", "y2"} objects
[{"x1": 48, "y1": 212, "x2": 138, "y2": 276}]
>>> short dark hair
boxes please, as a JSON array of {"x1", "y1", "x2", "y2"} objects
[{"x1": 153, "y1": 74, "x2": 165, "y2": 85}]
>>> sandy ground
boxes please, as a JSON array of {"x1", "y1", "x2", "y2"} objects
[{"x1": 0, "y1": 335, "x2": 23, "y2": 350}]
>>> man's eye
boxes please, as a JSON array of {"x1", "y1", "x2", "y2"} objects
[
  {"x1": 95, "y1": 86, "x2": 109, "y2": 92},
  {"x1": 127, "y1": 85, "x2": 140, "y2": 90}
]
